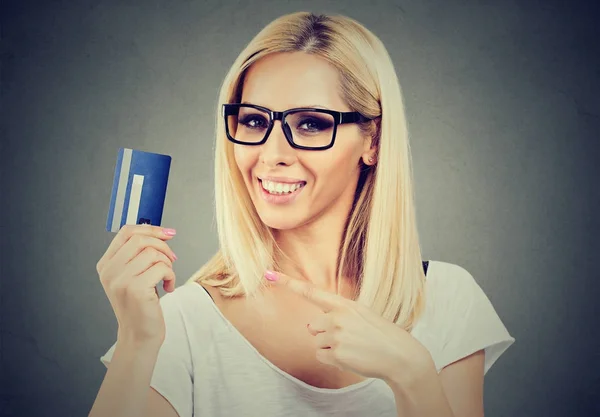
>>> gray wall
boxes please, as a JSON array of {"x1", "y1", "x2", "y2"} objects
[{"x1": 2, "y1": 0, "x2": 598, "y2": 416}]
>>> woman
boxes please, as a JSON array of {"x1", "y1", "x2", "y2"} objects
[{"x1": 90, "y1": 12, "x2": 515, "y2": 417}]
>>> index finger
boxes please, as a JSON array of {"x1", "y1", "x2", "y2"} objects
[
  {"x1": 267, "y1": 271, "x2": 343, "y2": 312},
  {"x1": 98, "y1": 224, "x2": 176, "y2": 270}
]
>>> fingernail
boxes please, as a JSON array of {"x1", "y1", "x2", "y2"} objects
[
  {"x1": 264, "y1": 270, "x2": 279, "y2": 281},
  {"x1": 163, "y1": 228, "x2": 177, "y2": 236},
  {"x1": 172, "y1": 253, "x2": 178, "y2": 260}
]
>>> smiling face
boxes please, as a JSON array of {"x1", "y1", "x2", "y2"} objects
[{"x1": 233, "y1": 52, "x2": 374, "y2": 231}]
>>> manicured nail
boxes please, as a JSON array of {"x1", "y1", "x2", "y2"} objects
[
  {"x1": 163, "y1": 228, "x2": 177, "y2": 236},
  {"x1": 172, "y1": 253, "x2": 178, "y2": 260},
  {"x1": 264, "y1": 270, "x2": 279, "y2": 281}
]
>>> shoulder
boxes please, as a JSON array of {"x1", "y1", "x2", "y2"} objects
[
  {"x1": 419, "y1": 260, "x2": 515, "y2": 374},
  {"x1": 426, "y1": 260, "x2": 476, "y2": 287},
  {"x1": 423, "y1": 260, "x2": 481, "y2": 307},
  {"x1": 423, "y1": 260, "x2": 501, "y2": 324},
  {"x1": 163, "y1": 281, "x2": 223, "y2": 326}
]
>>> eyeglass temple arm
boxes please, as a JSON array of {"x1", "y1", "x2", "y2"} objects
[{"x1": 340, "y1": 112, "x2": 375, "y2": 124}]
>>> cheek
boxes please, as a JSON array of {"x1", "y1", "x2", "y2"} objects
[
  {"x1": 308, "y1": 146, "x2": 361, "y2": 182},
  {"x1": 234, "y1": 145, "x2": 257, "y2": 175}
]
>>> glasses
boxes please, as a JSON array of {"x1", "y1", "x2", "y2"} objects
[{"x1": 222, "y1": 103, "x2": 374, "y2": 151}]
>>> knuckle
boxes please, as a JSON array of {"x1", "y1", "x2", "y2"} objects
[
  {"x1": 120, "y1": 224, "x2": 135, "y2": 238},
  {"x1": 98, "y1": 266, "x2": 114, "y2": 285},
  {"x1": 331, "y1": 313, "x2": 345, "y2": 329},
  {"x1": 303, "y1": 286, "x2": 315, "y2": 300},
  {"x1": 159, "y1": 251, "x2": 170, "y2": 263},
  {"x1": 162, "y1": 262, "x2": 174, "y2": 274},
  {"x1": 143, "y1": 246, "x2": 160, "y2": 259},
  {"x1": 160, "y1": 242, "x2": 172, "y2": 256},
  {"x1": 153, "y1": 262, "x2": 168, "y2": 276}
]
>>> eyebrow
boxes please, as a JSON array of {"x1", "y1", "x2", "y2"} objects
[{"x1": 240, "y1": 101, "x2": 332, "y2": 110}]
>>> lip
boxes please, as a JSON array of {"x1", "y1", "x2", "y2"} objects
[{"x1": 257, "y1": 178, "x2": 305, "y2": 205}]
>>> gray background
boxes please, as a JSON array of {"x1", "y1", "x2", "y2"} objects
[{"x1": 2, "y1": 0, "x2": 599, "y2": 416}]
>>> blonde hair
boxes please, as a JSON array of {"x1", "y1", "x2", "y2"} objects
[{"x1": 187, "y1": 12, "x2": 426, "y2": 331}]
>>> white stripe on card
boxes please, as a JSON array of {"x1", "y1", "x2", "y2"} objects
[
  {"x1": 126, "y1": 174, "x2": 144, "y2": 225},
  {"x1": 111, "y1": 148, "x2": 133, "y2": 232}
]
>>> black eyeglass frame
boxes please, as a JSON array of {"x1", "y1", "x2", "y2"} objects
[{"x1": 222, "y1": 103, "x2": 374, "y2": 151}]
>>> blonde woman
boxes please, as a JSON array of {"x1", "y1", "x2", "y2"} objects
[{"x1": 90, "y1": 12, "x2": 515, "y2": 417}]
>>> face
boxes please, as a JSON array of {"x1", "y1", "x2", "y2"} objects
[{"x1": 233, "y1": 52, "x2": 375, "y2": 231}]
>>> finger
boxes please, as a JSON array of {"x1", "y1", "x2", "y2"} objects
[
  {"x1": 123, "y1": 247, "x2": 173, "y2": 277},
  {"x1": 265, "y1": 271, "x2": 342, "y2": 312},
  {"x1": 129, "y1": 249, "x2": 176, "y2": 293},
  {"x1": 307, "y1": 314, "x2": 332, "y2": 336},
  {"x1": 315, "y1": 349, "x2": 342, "y2": 370},
  {"x1": 111, "y1": 234, "x2": 177, "y2": 271},
  {"x1": 307, "y1": 324, "x2": 323, "y2": 337},
  {"x1": 126, "y1": 262, "x2": 176, "y2": 297},
  {"x1": 101, "y1": 237, "x2": 173, "y2": 287},
  {"x1": 97, "y1": 224, "x2": 176, "y2": 273},
  {"x1": 313, "y1": 331, "x2": 333, "y2": 349}
]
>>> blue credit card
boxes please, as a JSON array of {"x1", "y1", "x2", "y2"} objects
[{"x1": 106, "y1": 148, "x2": 172, "y2": 233}]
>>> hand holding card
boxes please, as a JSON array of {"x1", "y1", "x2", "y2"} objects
[
  {"x1": 100, "y1": 148, "x2": 176, "y2": 345},
  {"x1": 97, "y1": 224, "x2": 178, "y2": 346}
]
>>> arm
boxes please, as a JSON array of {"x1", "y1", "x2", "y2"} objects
[
  {"x1": 387, "y1": 349, "x2": 485, "y2": 417},
  {"x1": 88, "y1": 338, "x2": 179, "y2": 417}
]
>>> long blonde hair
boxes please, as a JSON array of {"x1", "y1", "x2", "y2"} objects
[{"x1": 187, "y1": 12, "x2": 426, "y2": 331}]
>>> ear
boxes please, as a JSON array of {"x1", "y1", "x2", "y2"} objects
[{"x1": 361, "y1": 146, "x2": 378, "y2": 166}]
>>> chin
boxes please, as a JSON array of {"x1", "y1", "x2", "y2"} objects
[{"x1": 255, "y1": 210, "x2": 306, "y2": 231}]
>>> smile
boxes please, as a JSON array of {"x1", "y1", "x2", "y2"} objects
[
  {"x1": 257, "y1": 178, "x2": 306, "y2": 205},
  {"x1": 260, "y1": 180, "x2": 305, "y2": 195}
]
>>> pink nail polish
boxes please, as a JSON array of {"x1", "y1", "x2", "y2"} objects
[
  {"x1": 264, "y1": 270, "x2": 279, "y2": 281},
  {"x1": 163, "y1": 228, "x2": 177, "y2": 236}
]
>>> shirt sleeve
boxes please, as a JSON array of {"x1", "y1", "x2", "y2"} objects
[
  {"x1": 436, "y1": 263, "x2": 515, "y2": 375},
  {"x1": 99, "y1": 290, "x2": 194, "y2": 417}
]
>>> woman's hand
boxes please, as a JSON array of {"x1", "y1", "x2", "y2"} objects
[
  {"x1": 96, "y1": 224, "x2": 178, "y2": 346},
  {"x1": 264, "y1": 270, "x2": 433, "y2": 385}
]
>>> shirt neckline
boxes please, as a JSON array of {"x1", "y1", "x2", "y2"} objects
[{"x1": 190, "y1": 282, "x2": 378, "y2": 395}]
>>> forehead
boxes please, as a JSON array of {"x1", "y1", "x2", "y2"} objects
[{"x1": 240, "y1": 52, "x2": 348, "y2": 111}]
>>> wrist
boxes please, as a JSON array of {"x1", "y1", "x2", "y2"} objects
[
  {"x1": 385, "y1": 349, "x2": 437, "y2": 394},
  {"x1": 117, "y1": 330, "x2": 164, "y2": 354}
]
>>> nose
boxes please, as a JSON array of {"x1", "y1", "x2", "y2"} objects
[{"x1": 259, "y1": 120, "x2": 296, "y2": 167}]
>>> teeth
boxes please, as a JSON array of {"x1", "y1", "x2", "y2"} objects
[{"x1": 262, "y1": 180, "x2": 304, "y2": 195}]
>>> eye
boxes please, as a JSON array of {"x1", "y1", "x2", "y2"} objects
[
  {"x1": 239, "y1": 113, "x2": 269, "y2": 130},
  {"x1": 296, "y1": 116, "x2": 333, "y2": 133}
]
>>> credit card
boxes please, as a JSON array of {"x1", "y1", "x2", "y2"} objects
[{"x1": 106, "y1": 148, "x2": 172, "y2": 233}]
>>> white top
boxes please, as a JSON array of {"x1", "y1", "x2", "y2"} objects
[{"x1": 99, "y1": 260, "x2": 515, "y2": 417}]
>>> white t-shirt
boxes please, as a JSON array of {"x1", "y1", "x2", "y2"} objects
[{"x1": 99, "y1": 260, "x2": 515, "y2": 417}]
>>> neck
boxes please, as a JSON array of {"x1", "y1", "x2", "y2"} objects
[{"x1": 272, "y1": 194, "x2": 356, "y2": 296}]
